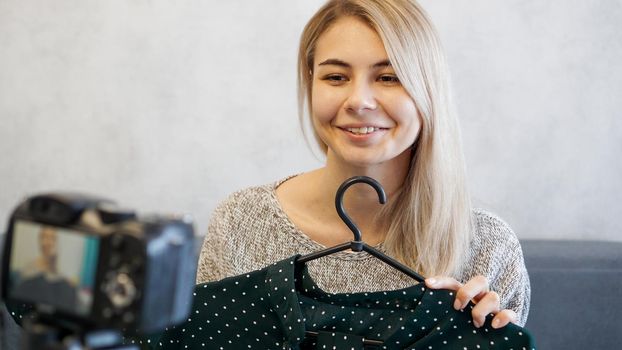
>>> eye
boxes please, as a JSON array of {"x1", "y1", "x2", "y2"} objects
[
  {"x1": 378, "y1": 74, "x2": 400, "y2": 85},
  {"x1": 321, "y1": 74, "x2": 349, "y2": 85}
]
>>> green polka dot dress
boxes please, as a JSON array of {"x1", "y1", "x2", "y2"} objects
[{"x1": 151, "y1": 256, "x2": 536, "y2": 349}]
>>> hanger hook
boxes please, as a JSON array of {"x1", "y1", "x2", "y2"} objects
[{"x1": 335, "y1": 176, "x2": 387, "y2": 242}]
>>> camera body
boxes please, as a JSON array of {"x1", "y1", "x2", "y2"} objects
[{"x1": 0, "y1": 193, "x2": 197, "y2": 335}]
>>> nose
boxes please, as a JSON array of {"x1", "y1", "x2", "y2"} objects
[{"x1": 345, "y1": 80, "x2": 377, "y2": 114}]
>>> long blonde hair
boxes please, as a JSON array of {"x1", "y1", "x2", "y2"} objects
[{"x1": 297, "y1": 0, "x2": 472, "y2": 277}]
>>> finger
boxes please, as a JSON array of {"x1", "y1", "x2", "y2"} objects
[
  {"x1": 454, "y1": 275, "x2": 489, "y2": 311},
  {"x1": 491, "y1": 309, "x2": 518, "y2": 329},
  {"x1": 471, "y1": 291, "x2": 501, "y2": 328},
  {"x1": 425, "y1": 276, "x2": 463, "y2": 291}
]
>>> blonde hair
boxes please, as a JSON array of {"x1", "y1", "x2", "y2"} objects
[{"x1": 297, "y1": 0, "x2": 472, "y2": 277}]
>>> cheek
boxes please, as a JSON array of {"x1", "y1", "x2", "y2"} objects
[
  {"x1": 311, "y1": 83, "x2": 342, "y2": 124},
  {"x1": 391, "y1": 98, "x2": 421, "y2": 136}
]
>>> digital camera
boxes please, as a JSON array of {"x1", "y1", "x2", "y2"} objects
[{"x1": 0, "y1": 193, "x2": 197, "y2": 336}]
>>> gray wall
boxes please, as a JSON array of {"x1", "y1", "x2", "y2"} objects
[{"x1": 1, "y1": 0, "x2": 620, "y2": 242}]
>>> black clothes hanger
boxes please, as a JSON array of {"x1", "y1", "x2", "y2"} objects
[
  {"x1": 296, "y1": 176, "x2": 425, "y2": 283},
  {"x1": 296, "y1": 176, "x2": 425, "y2": 348}
]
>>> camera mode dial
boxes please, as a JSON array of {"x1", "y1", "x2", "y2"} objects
[{"x1": 104, "y1": 272, "x2": 137, "y2": 310}]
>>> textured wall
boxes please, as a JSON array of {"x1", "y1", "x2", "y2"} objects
[{"x1": 0, "y1": 1, "x2": 620, "y2": 241}]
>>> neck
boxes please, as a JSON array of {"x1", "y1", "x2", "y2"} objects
[
  {"x1": 311, "y1": 149, "x2": 412, "y2": 243},
  {"x1": 39, "y1": 255, "x2": 57, "y2": 274},
  {"x1": 322, "y1": 149, "x2": 412, "y2": 198}
]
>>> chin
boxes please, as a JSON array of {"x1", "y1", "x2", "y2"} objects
[
  {"x1": 340, "y1": 155, "x2": 387, "y2": 169},
  {"x1": 339, "y1": 150, "x2": 411, "y2": 171}
]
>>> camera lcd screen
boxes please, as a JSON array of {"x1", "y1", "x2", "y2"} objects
[{"x1": 7, "y1": 220, "x2": 100, "y2": 316}]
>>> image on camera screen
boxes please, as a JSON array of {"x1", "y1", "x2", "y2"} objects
[{"x1": 8, "y1": 220, "x2": 100, "y2": 316}]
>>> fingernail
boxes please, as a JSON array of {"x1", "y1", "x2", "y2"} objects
[
  {"x1": 492, "y1": 318, "x2": 501, "y2": 329},
  {"x1": 426, "y1": 278, "x2": 436, "y2": 286},
  {"x1": 473, "y1": 319, "x2": 482, "y2": 328},
  {"x1": 453, "y1": 299, "x2": 461, "y2": 310}
]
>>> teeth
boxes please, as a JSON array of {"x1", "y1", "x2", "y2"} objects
[{"x1": 347, "y1": 127, "x2": 377, "y2": 134}]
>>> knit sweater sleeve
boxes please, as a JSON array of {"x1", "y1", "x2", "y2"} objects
[
  {"x1": 460, "y1": 209, "x2": 531, "y2": 326},
  {"x1": 497, "y1": 236, "x2": 531, "y2": 327},
  {"x1": 196, "y1": 192, "x2": 240, "y2": 284}
]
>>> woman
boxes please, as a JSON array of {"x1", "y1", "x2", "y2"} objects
[
  {"x1": 197, "y1": 0, "x2": 530, "y2": 329},
  {"x1": 12, "y1": 226, "x2": 78, "y2": 313}
]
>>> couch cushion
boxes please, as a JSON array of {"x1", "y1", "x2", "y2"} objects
[{"x1": 522, "y1": 239, "x2": 622, "y2": 350}]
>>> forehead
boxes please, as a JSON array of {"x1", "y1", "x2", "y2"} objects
[
  {"x1": 40, "y1": 227, "x2": 56, "y2": 239},
  {"x1": 314, "y1": 16, "x2": 389, "y2": 66}
]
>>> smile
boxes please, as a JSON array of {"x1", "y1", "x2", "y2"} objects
[{"x1": 343, "y1": 126, "x2": 384, "y2": 135}]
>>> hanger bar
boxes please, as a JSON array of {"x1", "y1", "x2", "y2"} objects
[
  {"x1": 297, "y1": 241, "x2": 424, "y2": 282},
  {"x1": 304, "y1": 331, "x2": 384, "y2": 346},
  {"x1": 297, "y1": 242, "x2": 352, "y2": 264},
  {"x1": 362, "y1": 244, "x2": 425, "y2": 282}
]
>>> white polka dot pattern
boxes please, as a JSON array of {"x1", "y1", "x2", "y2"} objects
[{"x1": 151, "y1": 256, "x2": 536, "y2": 349}]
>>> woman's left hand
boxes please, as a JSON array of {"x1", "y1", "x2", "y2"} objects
[{"x1": 425, "y1": 275, "x2": 517, "y2": 329}]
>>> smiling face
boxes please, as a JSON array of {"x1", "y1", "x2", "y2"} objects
[{"x1": 311, "y1": 16, "x2": 421, "y2": 170}]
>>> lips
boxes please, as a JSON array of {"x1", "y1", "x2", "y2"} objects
[{"x1": 339, "y1": 126, "x2": 389, "y2": 135}]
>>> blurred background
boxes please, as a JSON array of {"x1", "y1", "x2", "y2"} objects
[{"x1": 1, "y1": 0, "x2": 620, "y2": 241}]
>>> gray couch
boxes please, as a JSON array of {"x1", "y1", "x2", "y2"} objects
[
  {"x1": 1, "y1": 237, "x2": 621, "y2": 349},
  {"x1": 522, "y1": 239, "x2": 622, "y2": 349}
]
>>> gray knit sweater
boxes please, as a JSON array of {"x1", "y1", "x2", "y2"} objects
[{"x1": 197, "y1": 178, "x2": 531, "y2": 326}]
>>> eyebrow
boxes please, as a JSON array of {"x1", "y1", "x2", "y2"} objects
[{"x1": 317, "y1": 58, "x2": 392, "y2": 69}]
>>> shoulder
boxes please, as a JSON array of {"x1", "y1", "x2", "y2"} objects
[
  {"x1": 470, "y1": 208, "x2": 520, "y2": 250},
  {"x1": 198, "y1": 176, "x2": 296, "y2": 282},
  {"x1": 209, "y1": 177, "x2": 289, "y2": 226},
  {"x1": 461, "y1": 208, "x2": 524, "y2": 279},
  {"x1": 20, "y1": 260, "x2": 41, "y2": 278},
  {"x1": 216, "y1": 181, "x2": 278, "y2": 211}
]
